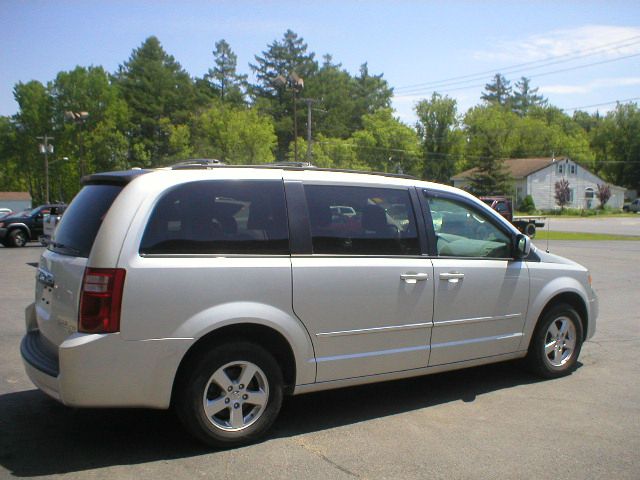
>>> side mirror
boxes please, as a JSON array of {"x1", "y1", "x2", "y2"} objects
[{"x1": 514, "y1": 234, "x2": 531, "y2": 259}]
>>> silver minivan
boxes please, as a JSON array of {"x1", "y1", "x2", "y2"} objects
[{"x1": 21, "y1": 164, "x2": 597, "y2": 447}]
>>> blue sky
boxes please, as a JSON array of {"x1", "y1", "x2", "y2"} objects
[{"x1": 1, "y1": 1, "x2": 639, "y2": 124}]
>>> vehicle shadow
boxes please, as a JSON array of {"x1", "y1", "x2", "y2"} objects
[{"x1": 0, "y1": 361, "x2": 552, "y2": 477}]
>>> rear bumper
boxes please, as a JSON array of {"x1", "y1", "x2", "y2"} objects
[{"x1": 21, "y1": 328, "x2": 193, "y2": 409}]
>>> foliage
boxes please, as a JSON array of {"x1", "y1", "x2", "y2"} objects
[
  {"x1": 481, "y1": 74, "x2": 512, "y2": 108},
  {"x1": 554, "y1": 178, "x2": 571, "y2": 210},
  {"x1": 590, "y1": 103, "x2": 640, "y2": 192},
  {"x1": 596, "y1": 184, "x2": 611, "y2": 208},
  {"x1": 2, "y1": 31, "x2": 640, "y2": 205},
  {"x1": 114, "y1": 36, "x2": 196, "y2": 164},
  {"x1": 464, "y1": 105, "x2": 516, "y2": 195},
  {"x1": 415, "y1": 93, "x2": 462, "y2": 183},
  {"x1": 519, "y1": 195, "x2": 536, "y2": 214},
  {"x1": 191, "y1": 101, "x2": 276, "y2": 164},
  {"x1": 511, "y1": 77, "x2": 547, "y2": 116},
  {"x1": 203, "y1": 39, "x2": 247, "y2": 105},
  {"x1": 351, "y1": 108, "x2": 420, "y2": 175}
]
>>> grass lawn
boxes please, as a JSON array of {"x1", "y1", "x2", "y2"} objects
[{"x1": 534, "y1": 231, "x2": 640, "y2": 241}]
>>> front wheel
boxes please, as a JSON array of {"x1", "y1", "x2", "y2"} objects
[
  {"x1": 526, "y1": 304, "x2": 583, "y2": 378},
  {"x1": 9, "y1": 229, "x2": 28, "y2": 247},
  {"x1": 175, "y1": 341, "x2": 283, "y2": 448}
]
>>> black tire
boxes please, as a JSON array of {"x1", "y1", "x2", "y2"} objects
[
  {"x1": 526, "y1": 304, "x2": 583, "y2": 379},
  {"x1": 8, "y1": 229, "x2": 28, "y2": 247},
  {"x1": 524, "y1": 223, "x2": 536, "y2": 238},
  {"x1": 175, "y1": 341, "x2": 283, "y2": 449}
]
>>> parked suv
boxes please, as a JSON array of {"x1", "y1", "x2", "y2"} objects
[
  {"x1": 0, "y1": 204, "x2": 66, "y2": 247},
  {"x1": 21, "y1": 165, "x2": 597, "y2": 448}
]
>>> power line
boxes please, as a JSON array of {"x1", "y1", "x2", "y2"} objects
[
  {"x1": 562, "y1": 97, "x2": 640, "y2": 112},
  {"x1": 395, "y1": 35, "x2": 640, "y2": 92},
  {"x1": 396, "y1": 52, "x2": 640, "y2": 97}
]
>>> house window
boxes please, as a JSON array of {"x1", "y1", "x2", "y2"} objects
[
  {"x1": 569, "y1": 188, "x2": 575, "y2": 204},
  {"x1": 557, "y1": 163, "x2": 564, "y2": 174},
  {"x1": 585, "y1": 187, "x2": 595, "y2": 199},
  {"x1": 569, "y1": 164, "x2": 577, "y2": 175}
]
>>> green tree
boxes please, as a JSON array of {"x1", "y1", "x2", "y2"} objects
[
  {"x1": 204, "y1": 39, "x2": 247, "y2": 105},
  {"x1": 481, "y1": 73, "x2": 512, "y2": 108},
  {"x1": 250, "y1": 30, "x2": 318, "y2": 160},
  {"x1": 464, "y1": 105, "x2": 516, "y2": 195},
  {"x1": 302, "y1": 55, "x2": 357, "y2": 139},
  {"x1": 192, "y1": 101, "x2": 276, "y2": 164},
  {"x1": 50, "y1": 66, "x2": 130, "y2": 196},
  {"x1": 415, "y1": 93, "x2": 462, "y2": 183},
  {"x1": 12, "y1": 80, "x2": 54, "y2": 201},
  {"x1": 592, "y1": 102, "x2": 640, "y2": 192},
  {"x1": 351, "y1": 63, "x2": 393, "y2": 131},
  {"x1": 351, "y1": 108, "x2": 420, "y2": 174},
  {"x1": 512, "y1": 77, "x2": 546, "y2": 116},
  {"x1": 115, "y1": 36, "x2": 196, "y2": 164}
]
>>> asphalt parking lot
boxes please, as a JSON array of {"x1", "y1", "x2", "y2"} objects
[{"x1": 1, "y1": 240, "x2": 639, "y2": 479}]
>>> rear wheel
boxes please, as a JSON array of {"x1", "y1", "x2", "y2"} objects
[
  {"x1": 524, "y1": 222, "x2": 536, "y2": 238},
  {"x1": 175, "y1": 341, "x2": 283, "y2": 448},
  {"x1": 8, "y1": 229, "x2": 28, "y2": 247},
  {"x1": 526, "y1": 304, "x2": 583, "y2": 378}
]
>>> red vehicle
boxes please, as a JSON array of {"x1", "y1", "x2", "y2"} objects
[{"x1": 480, "y1": 196, "x2": 544, "y2": 238}]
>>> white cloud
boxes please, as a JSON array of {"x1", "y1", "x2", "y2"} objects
[
  {"x1": 540, "y1": 76, "x2": 640, "y2": 95},
  {"x1": 474, "y1": 25, "x2": 640, "y2": 63}
]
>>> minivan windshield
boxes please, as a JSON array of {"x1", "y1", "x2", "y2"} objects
[{"x1": 49, "y1": 184, "x2": 123, "y2": 257}]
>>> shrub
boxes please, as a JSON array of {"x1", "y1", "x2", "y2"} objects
[{"x1": 519, "y1": 195, "x2": 536, "y2": 214}]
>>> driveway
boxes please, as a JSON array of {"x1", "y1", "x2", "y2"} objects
[{"x1": 1, "y1": 243, "x2": 639, "y2": 479}]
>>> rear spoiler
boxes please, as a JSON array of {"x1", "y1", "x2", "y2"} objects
[{"x1": 81, "y1": 169, "x2": 150, "y2": 187}]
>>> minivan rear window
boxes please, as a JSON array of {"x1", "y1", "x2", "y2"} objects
[{"x1": 49, "y1": 185, "x2": 123, "y2": 257}]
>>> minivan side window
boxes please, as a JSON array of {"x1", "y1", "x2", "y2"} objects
[
  {"x1": 140, "y1": 180, "x2": 289, "y2": 255},
  {"x1": 426, "y1": 195, "x2": 511, "y2": 258},
  {"x1": 304, "y1": 184, "x2": 420, "y2": 255}
]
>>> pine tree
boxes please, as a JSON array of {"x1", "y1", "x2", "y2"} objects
[
  {"x1": 205, "y1": 39, "x2": 247, "y2": 104},
  {"x1": 512, "y1": 77, "x2": 546, "y2": 116},
  {"x1": 115, "y1": 36, "x2": 195, "y2": 164},
  {"x1": 249, "y1": 30, "x2": 318, "y2": 159},
  {"x1": 481, "y1": 73, "x2": 512, "y2": 108}
]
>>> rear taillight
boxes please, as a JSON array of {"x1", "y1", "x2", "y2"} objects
[{"x1": 79, "y1": 268, "x2": 126, "y2": 333}]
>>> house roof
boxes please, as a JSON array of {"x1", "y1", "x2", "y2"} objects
[
  {"x1": 0, "y1": 191, "x2": 32, "y2": 201},
  {"x1": 452, "y1": 157, "x2": 561, "y2": 181}
]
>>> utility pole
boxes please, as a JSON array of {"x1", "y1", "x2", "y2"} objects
[
  {"x1": 274, "y1": 73, "x2": 304, "y2": 162},
  {"x1": 37, "y1": 135, "x2": 54, "y2": 203},
  {"x1": 300, "y1": 98, "x2": 319, "y2": 162}
]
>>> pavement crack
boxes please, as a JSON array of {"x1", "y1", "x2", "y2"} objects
[{"x1": 297, "y1": 439, "x2": 360, "y2": 478}]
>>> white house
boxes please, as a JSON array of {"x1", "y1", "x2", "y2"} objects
[{"x1": 452, "y1": 157, "x2": 626, "y2": 210}]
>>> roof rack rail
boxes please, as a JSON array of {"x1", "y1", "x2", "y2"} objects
[
  {"x1": 171, "y1": 159, "x2": 225, "y2": 169},
  {"x1": 165, "y1": 159, "x2": 417, "y2": 180},
  {"x1": 266, "y1": 161, "x2": 316, "y2": 168}
]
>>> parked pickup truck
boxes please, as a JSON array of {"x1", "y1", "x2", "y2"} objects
[
  {"x1": 623, "y1": 199, "x2": 640, "y2": 213},
  {"x1": 481, "y1": 196, "x2": 545, "y2": 237}
]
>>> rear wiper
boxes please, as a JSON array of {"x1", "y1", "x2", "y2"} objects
[{"x1": 49, "y1": 242, "x2": 81, "y2": 256}]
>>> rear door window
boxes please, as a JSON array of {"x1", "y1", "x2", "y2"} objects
[
  {"x1": 304, "y1": 184, "x2": 419, "y2": 255},
  {"x1": 50, "y1": 185, "x2": 123, "y2": 257},
  {"x1": 140, "y1": 180, "x2": 289, "y2": 255}
]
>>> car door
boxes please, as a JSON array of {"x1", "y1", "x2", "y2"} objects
[
  {"x1": 290, "y1": 182, "x2": 435, "y2": 382},
  {"x1": 422, "y1": 190, "x2": 530, "y2": 366}
]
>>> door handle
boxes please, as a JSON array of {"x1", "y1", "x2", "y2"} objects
[
  {"x1": 439, "y1": 272, "x2": 465, "y2": 283},
  {"x1": 400, "y1": 273, "x2": 430, "y2": 284}
]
